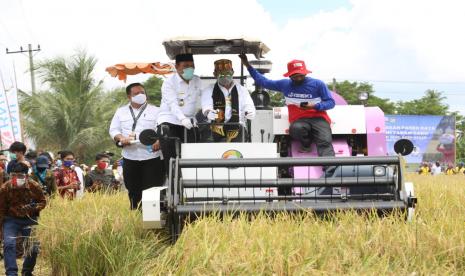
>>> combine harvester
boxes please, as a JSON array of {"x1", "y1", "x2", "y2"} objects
[{"x1": 135, "y1": 38, "x2": 417, "y2": 242}]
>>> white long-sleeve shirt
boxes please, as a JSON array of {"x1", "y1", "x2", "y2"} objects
[
  {"x1": 201, "y1": 80, "x2": 256, "y2": 124},
  {"x1": 157, "y1": 73, "x2": 203, "y2": 125},
  {"x1": 109, "y1": 103, "x2": 161, "y2": 160}
]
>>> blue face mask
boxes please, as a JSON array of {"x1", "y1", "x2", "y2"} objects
[
  {"x1": 181, "y1": 67, "x2": 195, "y2": 80},
  {"x1": 63, "y1": 160, "x2": 74, "y2": 167}
]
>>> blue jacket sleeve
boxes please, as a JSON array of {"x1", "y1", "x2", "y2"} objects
[
  {"x1": 247, "y1": 66, "x2": 286, "y2": 92},
  {"x1": 314, "y1": 80, "x2": 335, "y2": 111}
]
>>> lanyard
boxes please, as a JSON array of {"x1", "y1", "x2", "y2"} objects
[{"x1": 129, "y1": 104, "x2": 148, "y2": 132}]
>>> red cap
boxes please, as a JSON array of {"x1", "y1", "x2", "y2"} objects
[{"x1": 283, "y1": 59, "x2": 312, "y2": 77}]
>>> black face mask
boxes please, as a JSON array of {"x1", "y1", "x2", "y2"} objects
[
  {"x1": 292, "y1": 79, "x2": 305, "y2": 86},
  {"x1": 37, "y1": 167, "x2": 47, "y2": 172}
]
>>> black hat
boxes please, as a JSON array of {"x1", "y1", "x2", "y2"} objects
[{"x1": 175, "y1": 53, "x2": 194, "y2": 63}]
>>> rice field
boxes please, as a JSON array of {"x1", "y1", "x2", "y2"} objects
[{"x1": 2, "y1": 174, "x2": 464, "y2": 275}]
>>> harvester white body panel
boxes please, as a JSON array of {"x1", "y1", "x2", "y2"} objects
[
  {"x1": 181, "y1": 143, "x2": 279, "y2": 200},
  {"x1": 250, "y1": 110, "x2": 274, "y2": 143},
  {"x1": 142, "y1": 186, "x2": 167, "y2": 229}
]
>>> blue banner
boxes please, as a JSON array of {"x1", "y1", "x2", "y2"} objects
[{"x1": 385, "y1": 115, "x2": 455, "y2": 164}]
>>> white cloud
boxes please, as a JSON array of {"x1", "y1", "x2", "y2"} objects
[{"x1": 0, "y1": 0, "x2": 464, "y2": 110}]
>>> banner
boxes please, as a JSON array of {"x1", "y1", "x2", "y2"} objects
[
  {"x1": 6, "y1": 87, "x2": 22, "y2": 142},
  {"x1": 385, "y1": 115, "x2": 455, "y2": 164},
  {"x1": 0, "y1": 86, "x2": 22, "y2": 150}
]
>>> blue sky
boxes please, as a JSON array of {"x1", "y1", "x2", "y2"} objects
[
  {"x1": 258, "y1": 0, "x2": 352, "y2": 25},
  {"x1": 257, "y1": 0, "x2": 465, "y2": 113}
]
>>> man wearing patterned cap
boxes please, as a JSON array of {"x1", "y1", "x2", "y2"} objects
[
  {"x1": 201, "y1": 59, "x2": 256, "y2": 142},
  {"x1": 158, "y1": 53, "x2": 203, "y2": 170}
]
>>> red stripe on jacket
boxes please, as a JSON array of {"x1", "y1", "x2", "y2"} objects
[{"x1": 287, "y1": 104, "x2": 331, "y2": 124}]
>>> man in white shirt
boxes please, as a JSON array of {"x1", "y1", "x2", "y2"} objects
[
  {"x1": 109, "y1": 83, "x2": 165, "y2": 209},
  {"x1": 158, "y1": 53, "x2": 202, "y2": 169},
  {"x1": 201, "y1": 59, "x2": 256, "y2": 142}
]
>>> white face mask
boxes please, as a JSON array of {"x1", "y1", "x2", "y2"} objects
[
  {"x1": 16, "y1": 178, "x2": 26, "y2": 187},
  {"x1": 132, "y1": 93, "x2": 147, "y2": 105}
]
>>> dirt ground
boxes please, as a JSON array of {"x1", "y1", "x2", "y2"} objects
[{"x1": 0, "y1": 257, "x2": 50, "y2": 275}]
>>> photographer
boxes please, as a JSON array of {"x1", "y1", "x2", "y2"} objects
[
  {"x1": 0, "y1": 162, "x2": 46, "y2": 276},
  {"x1": 85, "y1": 153, "x2": 118, "y2": 193}
]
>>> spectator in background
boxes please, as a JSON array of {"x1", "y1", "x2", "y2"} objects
[
  {"x1": 80, "y1": 164, "x2": 89, "y2": 176},
  {"x1": 85, "y1": 153, "x2": 118, "y2": 193},
  {"x1": 73, "y1": 160, "x2": 85, "y2": 199},
  {"x1": 7, "y1": 142, "x2": 30, "y2": 174},
  {"x1": 30, "y1": 155, "x2": 57, "y2": 197},
  {"x1": 418, "y1": 162, "x2": 430, "y2": 175},
  {"x1": 54, "y1": 150, "x2": 80, "y2": 199},
  {"x1": 445, "y1": 163, "x2": 455, "y2": 175},
  {"x1": 431, "y1": 161, "x2": 442, "y2": 175},
  {"x1": 0, "y1": 151, "x2": 8, "y2": 185},
  {"x1": 114, "y1": 158, "x2": 124, "y2": 191},
  {"x1": 0, "y1": 162, "x2": 46, "y2": 276},
  {"x1": 454, "y1": 162, "x2": 465, "y2": 174},
  {"x1": 25, "y1": 150, "x2": 38, "y2": 170},
  {"x1": 38, "y1": 151, "x2": 53, "y2": 163}
]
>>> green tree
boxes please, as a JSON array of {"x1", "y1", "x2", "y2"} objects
[
  {"x1": 269, "y1": 90, "x2": 285, "y2": 107},
  {"x1": 144, "y1": 75, "x2": 164, "y2": 105},
  {"x1": 395, "y1": 90, "x2": 449, "y2": 115},
  {"x1": 20, "y1": 50, "x2": 115, "y2": 163},
  {"x1": 328, "y1": 80, "x2": 396, "y2": 114},
  {"x1": 451, "y1": 112, "x2": 465, "y2": 162}
]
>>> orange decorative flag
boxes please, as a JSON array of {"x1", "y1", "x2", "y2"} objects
[{"x1": 106, "y1": 62, "x2": 175, "y2": 81}]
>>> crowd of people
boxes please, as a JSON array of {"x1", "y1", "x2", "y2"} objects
[
  {"x1": 417, "y1": 161, "x2": 465, "y2": 175},
  {"x1": 0, "y1": 141, "x2": 124, "y2": 275}
]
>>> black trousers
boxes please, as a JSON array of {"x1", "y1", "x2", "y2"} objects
[
  {"x1": 122, "y1": 157, "x2": 165, "y2": 209},
  {"x1": 289, "y1": 117, "x2": 335, "y2": 157},
  {"x1": 158, "y1": 123, "x2": 197, "y2": 173}
]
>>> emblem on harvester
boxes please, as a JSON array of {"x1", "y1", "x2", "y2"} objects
[{"x1": 221, "y1": 150, "x2": 243, "y2": 159}]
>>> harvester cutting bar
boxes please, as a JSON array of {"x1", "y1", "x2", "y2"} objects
[
  {"x1": 179, "y1": 156, "x2": 401, "y2": 168},
  {"x1": 175, "y1": 201, "x2": 406, "y2": 214},
  {"x1": 181, "y1": 177, "x2": 395, "y2": 188},
  {"x1": 183, "y1": 194, "x2": 396, "y2": 202}
]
